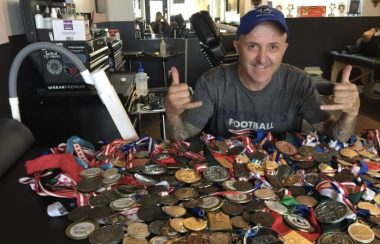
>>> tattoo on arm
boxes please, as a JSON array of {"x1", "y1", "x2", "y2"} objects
[
  {"x1": 312, "y1": 115, "x2": 356, "y2": 142},
  {"x1": 166, "y1": 115, "x2": 201, "y2": 141}
]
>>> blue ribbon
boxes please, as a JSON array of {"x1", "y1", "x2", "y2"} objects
[
  {"x1": 66, "y1": 135, "x2": 95, "y2": 169},
  {"x1": 359, "y1": 161, "x2": 368, "y2": 175},
  {"x1": 292, "y1": 205, "x2": 310, "y2": 218}
]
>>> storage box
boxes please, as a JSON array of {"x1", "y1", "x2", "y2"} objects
[{"x1": 52, "y1": 19, "x2": 91, "y2": 41}]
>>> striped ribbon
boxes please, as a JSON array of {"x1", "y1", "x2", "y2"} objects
[
  {"x1": 316, "y1": 179, "x2": 366, "y2": 214},
  {"x1": 19, "y1": 172, "x2": 89, "y2": 207}
]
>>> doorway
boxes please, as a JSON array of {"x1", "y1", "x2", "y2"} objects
[{"x1": 145, "y1": 0, "x2": 168, "y2": 24}]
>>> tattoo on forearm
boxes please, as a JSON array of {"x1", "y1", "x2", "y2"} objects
[
  {"x1": 312, "y1": 115, "x2": 355, "y2": 142},
  {"x1": 330, "y1": 115, "x2": 356, "y2": 142},
  {"x1": 167, "y1": 116, "x2": 201, "y2": 141}
]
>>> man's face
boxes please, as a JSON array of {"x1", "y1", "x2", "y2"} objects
[{"x1": 233, "y1": 22, "x2": 288, "y2": 90}]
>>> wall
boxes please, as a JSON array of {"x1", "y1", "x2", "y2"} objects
[
  {"x1": 107, "y1": 0, "x2": 134, "y2": 21},
  {"x1": 74, "y1": 0, "x2": 108, "y2": 23}
]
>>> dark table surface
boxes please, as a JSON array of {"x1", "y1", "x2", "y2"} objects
[{"x1": 0, "y1": 148, "x2": 88, "y2": 244}]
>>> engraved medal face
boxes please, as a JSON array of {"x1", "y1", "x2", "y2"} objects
[
  {"x1": 89, "y1": 225, "x2": 124, "y2": 244},
  {"x1": 110, "y1": 197, "x2": 135, "y2": 211},
  {"x1": 66, "y1": 220, "x2": 98, "y2": 240},
  {"x1": 317, "y1": 231, "x2": 355, "y2": 244},
  {"x1": 315, "y1": 201, "x2": 347, "y2": 224},
  {"x1": 203, "y1": 166, "x2": 229, "y2": 182},
  {"x1": 46, "y1": 59, "x2": 63, "y2": 75},
  {"x1": 142, "y1": 164, "x2": 167, "y2": 175},
  {"x1": 284, "y1": 214, "x2": 314, "y2": 232},
  {"x1": 198, "y1": 196, "x2": 222, "y2": 210},
  {"x1": 275, "y1": 141, "x2": 298, "y2": 155}
]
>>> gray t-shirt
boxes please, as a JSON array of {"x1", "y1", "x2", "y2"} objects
[{"x1": 183, "y1": 63, "x2": 330, "y2": 137}]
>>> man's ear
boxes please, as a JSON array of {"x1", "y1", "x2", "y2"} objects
[{"x1": 233, "y1": 40, "x2": 239, "y2": 54}]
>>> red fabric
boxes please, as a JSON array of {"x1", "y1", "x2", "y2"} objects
[
  {"x1": 365, "y1": 161, "x2": 380, "y2": 171},
  {"x1": 25, "y1": 153, "x2": 82, "y2": 182},
  {"x1": 271, "y1": 210, "x2": 321, "y2": 242}
]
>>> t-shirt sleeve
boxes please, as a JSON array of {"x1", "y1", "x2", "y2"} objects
[
  {"x1": 298, "y1": 76, "x2": 331, "y2": 125},
  {"x1": 182, "y1": 75, "x2": 215, "y2": 130}
]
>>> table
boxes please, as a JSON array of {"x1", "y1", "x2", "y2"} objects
[
  {"x1": 124, "y1": 51, "x2": 143, "y2": 73},
  {"x1": 128, "y1": 87, "x2": 167, "y2": 141},
  {"x1": 144, "y1": 51, "x2": 183, "y2": 87},
  {"x1": 0, "y1": 148, "x2": 87, "y2": 244}
]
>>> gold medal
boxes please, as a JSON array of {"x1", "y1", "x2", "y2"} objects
[
  {"x1": 358, "y1": 202, "x2": 380, "y2": 216},
  {"x1": 182, "y1": 217, "x2": 207, "y2": 231},
  {"x1": 348, "y1": 223, "x2": 375, "y2": 243},
  {"x1": 112, "y1": 159, "x2": 127, "y2": 168},
  {"x1": 282, "y1": 174, "x2": 301, "y2": 186},
  {"x1": 254, "y1": 188, "x2": 276, "y2": 200},
  {"x1": 175, "y1": 169, "x2": 201, "y2": 183},
  {"x1": 163, "y1": 206, "x2": 187, "y2": 217},
  {"x1": 359, "y1": 150, "x2": 380, "y2": 160},
  {"x1": 169, "y1": 218, "x2": 188, "y2": 233},
  {"x1": 295, "y1": 195, "x2": 318, "y2": 208},
  {"x1": 281, "y1": 231, "x2": 313, "y2": 243},
  {"x1": 215, "y1": 157, "x2": 233, "y2": 169},
  {"x1": 374, "y1": 194, "x2": 380, "y2": 205},
  {"x1": 339, "y1": 148, "x2": 359, "y2": 159},
  {"x1": 264, "y1": 160, "x2": 279, "y2": 170},
  {"x1": 235, "y1": 154, "x2": 250, "y2": 164},
  {"x1": 174, "y1": 187, "x2": 198, "y2": 200},
  {"x1": 246, "y1": 163, "x2": 265, "y2": 176}
]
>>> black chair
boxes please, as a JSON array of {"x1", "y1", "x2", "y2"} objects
[{"x1": 190, "y1": 11, "x2": 238, "y2": 68}]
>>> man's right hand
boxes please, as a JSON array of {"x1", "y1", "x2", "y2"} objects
[{"x1": 165, "y1": 67, "x2": 203, "y2": 116}]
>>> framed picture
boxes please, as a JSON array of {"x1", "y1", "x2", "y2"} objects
[
  {"x1": 348, "y1": 0, "x2": 360, "y2": 15},
  {"x1": 95, "y1": 0, "x2": 106, "y2": 13}
]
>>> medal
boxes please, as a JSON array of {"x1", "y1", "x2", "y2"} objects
[
  {"x1": 348, "y1": 223, "x2": 375, "y2": 243},
  {"x1": 314, "y1": 201, "x2": 347, "y2": 224}
]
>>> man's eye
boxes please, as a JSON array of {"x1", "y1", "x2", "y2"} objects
[
  {"x1": 247, "y1": 44, "x2": 257, "y2": 49},
  {"x1": 270, "y1": 44, "x2": 280, "y2": 51}
]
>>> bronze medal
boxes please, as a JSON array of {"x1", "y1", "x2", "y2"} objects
[
  {"x1": 231, "y1": 215, "x2": 249, "y2": 228},
  {"x1": 251, "y1": 212, "x2": 274, "y2": 227},
  {"x1": 207, "y1": 211, "x2": 233, "y2": 232},
  {"x1": 233, "y1": 181, "x2": 253, "y2": 192},
  {"x1": 275, "y1": 141, "x2": 298, "y2": 155},
  {"x1": 68, "y1": 206, "x2": 91, "y2": 222},
  {"x1": 221, "y1": 202, "x2": 244, "y2": 216},
  {"x1": 298, "y1": 145, "x2": 315, "y2": 156},
  {"x1": 89, "y1": 225, "x2": 124, "y2": 244}
]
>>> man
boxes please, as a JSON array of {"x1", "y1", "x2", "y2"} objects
[
  {"x1": 151, "y1": 11, "x2": 170, "y2": 37},
  {"x1": 165, "y1": 6, "x2": 360, "y2": 142}
]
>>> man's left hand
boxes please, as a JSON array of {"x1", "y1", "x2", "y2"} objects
[{"x1": 320, "y1": 65, "x2": 360, "y2": 116}]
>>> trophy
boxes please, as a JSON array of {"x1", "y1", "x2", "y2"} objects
[
  {"x1": 286, "y1": 4, "x2": 294, "y2": 17},
  {"x1": 328, "y1": 3, "x2": 336, "y2": 17}
]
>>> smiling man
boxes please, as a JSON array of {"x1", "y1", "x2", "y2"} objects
[{"x1": 165, "y1": 6, "x2": 360, "y2": 142}]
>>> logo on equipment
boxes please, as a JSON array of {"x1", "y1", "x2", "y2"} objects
[{"x1": 46, "y1": 59, "x2": 63, "y2": 75}]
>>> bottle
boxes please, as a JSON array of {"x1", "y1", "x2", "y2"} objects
[
  {"x1": 135, "y1": 62, "x2": 149, "y2": 96},
  {"x1": 34, "y1": 4, "x2": 44, "y2": 29},
  {"x1": 43, "y1": 6, "x2": 52, "y2": 29},
  {"x1": 51, "y1": 8, "x2": 57, "y2": 19},
  {"x1": 159, "y1": 37, "x2": 166, "y2": 56}
]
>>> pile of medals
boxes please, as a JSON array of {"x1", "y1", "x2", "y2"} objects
[{"x1": 26, "y1": 131, "x2": 380, "y2": 243}]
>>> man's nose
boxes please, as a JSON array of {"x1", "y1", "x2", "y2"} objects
[{"x1": 256, "y1": 49, "x2": 267, "y2": 64}]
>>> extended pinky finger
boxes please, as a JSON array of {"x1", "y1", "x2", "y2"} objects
[
  {"x1": 183, "y1": 101, "x2": 203, "y2": 110},
  {"x1": 320, "y1": 104, "x2": 346, "y2": 111}
]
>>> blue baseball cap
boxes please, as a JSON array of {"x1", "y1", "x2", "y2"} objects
[{"x1": 236, "y1": 6, "x2": 289, "y2": 39}]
